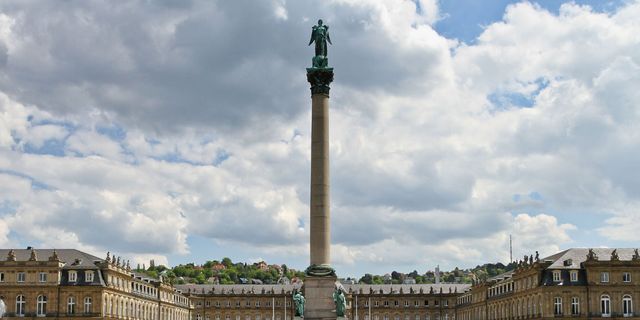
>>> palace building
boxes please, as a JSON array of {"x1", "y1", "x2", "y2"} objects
[
  {"x1": 0, "y1": 248, "x2": 191, "y2": 319},
  {"x1": 1, "y1": 247, "x2": 639, "y2": 319},
  {"x1": 177, "y1": 284, "x2": 466, "y2": 320},
  {"x1": 456, "y1": 248, "x2": 640, "y2": 319}
]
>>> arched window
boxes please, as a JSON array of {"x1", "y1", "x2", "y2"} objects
[
  {"x1": 601, "y1": 295, "x2": 611, "y2": 317},
  {"x1": 554, "y1": 297, "x2": 562, "y2": 315},
  {"x1": 37, "y1": 295, "x2": 47, "y2": 316},
  {"x1": 623, "y1": 295, "x2": 633, "y2": 317},
  {"x1": 15, "y1": 295, "x2": 25, "y2": 316},
  {"x1": 67, "y1": 296, "x2": 76, "y2": 314},
  {"x1": 84, "y1": 297, "x2": 92, "y2": 314}
]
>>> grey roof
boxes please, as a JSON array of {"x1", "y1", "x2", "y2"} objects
[
  {"x1": 544, "y1": 248, "x2": 638, "y2": 269},
  {"x1": 131, "y1": 270, "x2": 162, "y2": 282},
  {"x1": 176, "y1": 284, "x2": 302, "y2": 295},
  {"x1": 345, "y1": 284, "x2": 469, "y2": 294},
  {"x1": 487, "y1": 270, "x2": 514, "y2": 282},
  {"x1": 176, "y1": 283, "x2": 469, "y2": 295},
  {"x1": 0, "y1": 249, "x2": 103, "y2": 269}
]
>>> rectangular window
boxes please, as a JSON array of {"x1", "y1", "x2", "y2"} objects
[
  {"x1": 554, "y1": 297, "x2": 562, "y2": 315},
  {"x1": 623, "y1": 272, "x2": 631, "y2": 283},
  {"x1": 424, "y1": 300, "x2": 429, "y2": 306},
  {"x1": 39, "y1": 272, "x2": 47, "y2": 283},
  {"x1": 600, "y1": 272, "x2": 609, "y2": 283},
  {"x1": 85, "y1": 271, "x2": 94, "y2": 282},
  {"x1": 17, "y1": 272, "x2": 25, "y2": 282},
  {"x1": 570, "y1": 271, "x2": 578, "y2": 282},
  {"x1": 84, "y1": 297, "x2": 92, "y2": 314},
  {"x1": 552, "y1": 271, "x2": 561, "y2": 282},
  {"x1": 68, "y1": 271, "x2": 77, "y2": 282},
  {"x1": 444, "y1": 300, "x2": 448, "y2": 307},
  {"x1": 0, "y1": 272, "x2": 4, "y2": 282},
  {"x1": 571, "y1": 297, "x2": 579, "y2": 315}
]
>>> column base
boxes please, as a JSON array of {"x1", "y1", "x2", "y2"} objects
[{"x1": 303, "y1": 275, "x2": 338, "y2": 320}]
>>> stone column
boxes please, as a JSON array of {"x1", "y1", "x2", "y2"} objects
[
  {"x1": 305, "y1": 67, "x2": 335, "y2": 274},
  {"x1": 310, "y1": 79, "x2": 331, "y2": 267},
  {"x1": 304, "y1": 67, "x2": 337, "y2": 320}
]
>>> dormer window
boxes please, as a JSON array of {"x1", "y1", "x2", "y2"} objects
[
  {"x1": 552, "y1": 270, "x2": 561, "y2": 282},
  {"x1": 69, "y1": 271, "x2": 77, "y2": 282},
  {"x1": 570, "y1": 271, "x2": 578, "y2": 282},
  {"x1": 85, "y1": 271, "x2": 94, "y2": 282}
]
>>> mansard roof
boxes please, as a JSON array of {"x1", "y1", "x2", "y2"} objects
[
  {"x1": 176, "y1": 283, "x2": 470, "y2": 295},
  {"x1": 544, "y1": 248, "x2": 638, "y2": 269},
  {"x1": 0, "y1": 248, "x2": 102, "y2": 269},
  {"x1": 176, "y1": 284, "x2": 302, "y2": 295},
  {"x1": 346, "y1": 284, "x2": 469, "y2": 294}
]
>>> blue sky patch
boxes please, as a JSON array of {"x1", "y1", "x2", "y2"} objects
[
  {"x1": 97, "y1": 124, "x2": 127, "y2": 142},
  {"x1": 435, "y1": 0, "x2": 626, "y2": 43},
  {"x1": 23, "y1": 138, "x2": 67, "y2": 157}
]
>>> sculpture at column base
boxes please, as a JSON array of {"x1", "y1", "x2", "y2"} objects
[{"x1": 305, "y1": 263, "x2": 336, "y2": 277}]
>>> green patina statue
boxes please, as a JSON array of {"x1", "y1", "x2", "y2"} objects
[
  {"x1": 306, "y1": 19, "x2": 334, "y2": 96},
  {"x1": 308, "y1": 19, "x2": 332, "y2": 68},
  {"x1": 293, "y1": 289, "x2": 305, "y2": 317},
  {"x1": 333, "y1": 286, "x2": 346, "y2": 317}
]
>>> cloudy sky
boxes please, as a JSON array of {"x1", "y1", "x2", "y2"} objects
[{"x1": 0, "y1": 0, "x2": 639, "y2": 277}]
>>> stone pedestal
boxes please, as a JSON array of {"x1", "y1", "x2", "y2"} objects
[{"x1": 303, "y1": 276, "x2": 337, "y2": 320}]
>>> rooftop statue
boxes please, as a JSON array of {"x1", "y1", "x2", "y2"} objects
[{"x1": 308, "y1": 19, "x2": 332, "y2": 68}]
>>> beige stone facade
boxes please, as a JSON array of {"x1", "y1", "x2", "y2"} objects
[
  {"x1": 2, "y1": 247, "x2": 640, "y2": 319},
  {"x1": 177, "y1": 284, "x2": 465, "y2": 320},
  {"x1": 0, "y1": 248, "x2": 192, "y2": 319},
  {"x1": 456, "y1": 248, "x2": 640, "y2": 319}
]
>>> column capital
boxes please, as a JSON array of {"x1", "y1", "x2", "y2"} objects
[{"x1": 306, "y1": 68, "x2": 334, "y2": 96}]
